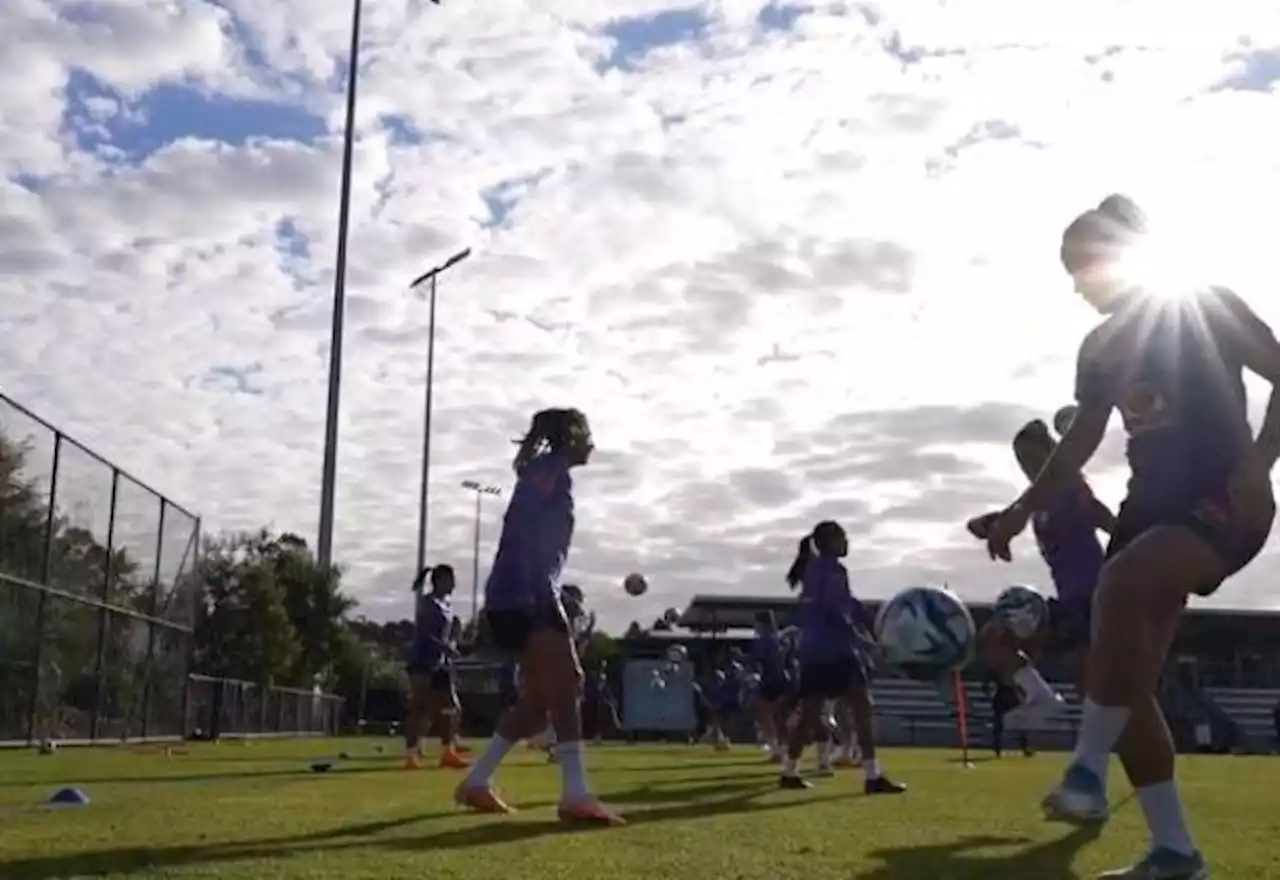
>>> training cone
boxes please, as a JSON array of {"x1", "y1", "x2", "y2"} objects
[{"x1": 49, "y1": 787, "x2": 90, "y2": 806}]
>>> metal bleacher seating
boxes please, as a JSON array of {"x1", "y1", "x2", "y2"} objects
[{"x1": 872, "y1": 677, "x2": 1280, "y2": 753}]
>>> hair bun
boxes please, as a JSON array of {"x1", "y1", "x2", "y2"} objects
[{"x1": 1095, "y1": 194, "x2": 1147, "y2": 233}]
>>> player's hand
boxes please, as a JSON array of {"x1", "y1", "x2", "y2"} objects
[
  {"x1": 966, "y1": 511, "x2": 999, "y2": 540},
  {"x1": 985, "y1": 502, "x2": 1031, "y2": 562}
]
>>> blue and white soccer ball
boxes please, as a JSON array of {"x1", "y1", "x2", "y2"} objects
[
  {"x1": 875, "y1": 586, "x2": 977, "y2": 680},
  {"x1": 993, "y1": 584, "x2": 1049, "y2": 640}
]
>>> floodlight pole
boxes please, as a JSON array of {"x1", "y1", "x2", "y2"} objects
[
  {"x1": 460, "y1": 479, "x2": 501, "y2": 623},
  {"x1": 410, "y1": 249, "x2": 472, "y2": 575}
]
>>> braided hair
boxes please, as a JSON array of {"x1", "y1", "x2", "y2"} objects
[{"x1": 511, "y1": 407, "x2": 589, "y2": 473}]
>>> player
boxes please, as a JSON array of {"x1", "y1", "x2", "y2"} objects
[
  {"x1": 404, "y1": 565, "x2": 469, "y2": 770},
  {"x1": 752, "y1": 611, "x2": 788, "y2": 761},
  {"x1": 454, "y1": 408, "x2": 622, "y2": 825},
  {"x1": 778, "y1": 520, "x2": 905, "y2": 794},
  {"x1": 968, "y1": 418, "x2": 1114, "y2": 727},
  {"x1": 981, "y1": 194, "x2": 1279, "y2": 879}
]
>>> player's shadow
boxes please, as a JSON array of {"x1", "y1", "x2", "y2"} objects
[{"x1": 856, "y1": 824, "x2": 1103, "y2": 879}]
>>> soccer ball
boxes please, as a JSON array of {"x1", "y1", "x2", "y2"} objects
[
  {"x1": 665, "y1": 643, "x2": 688, "y2": 664},
  {"x1": 875, "y1": 586, "x2": 976, "y2": 680},
  {"x1": 623, "y1": 572, "x2": 648, "y2": 597},
  {"x1": 993, "y1": 584, "x2": 1049, "y2": 640},
  {"x1": 1053, "y1": 404, "x2": 1078, "y2": 437}
]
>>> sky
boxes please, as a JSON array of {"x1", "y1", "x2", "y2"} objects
[{"x1": 6, "y1": 1, "x2": 1280, "y2": 630}]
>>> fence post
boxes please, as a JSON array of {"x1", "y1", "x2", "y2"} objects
[
  {"x1": 89, "y1": 469, "x2": 120, "y2": 741},
  {"x1": 24, "y1": 433, "x2": 63, "y2": 745},
  {"x1": 138, "y1": 499, "x2": 167, "y2": 740}
]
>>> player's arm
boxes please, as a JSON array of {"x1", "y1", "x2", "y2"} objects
[
  {"x1": 1081, "y1": 482, "x2": 1116, "y2": 534},
  {"x1": 1212, "y1": 288, "x2": 1280, "y2": 467},
  {"x1": 1013, "y1": 337, "x2": 1113, "y2": 514}
]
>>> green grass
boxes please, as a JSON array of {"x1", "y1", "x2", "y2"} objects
[{"x1": 1, "y1": 738, "x2": 1279, "y2": 879}]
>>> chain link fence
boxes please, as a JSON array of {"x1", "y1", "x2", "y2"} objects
[{"x1": 185, "y1": 675, "x2": 343, "y2": 739}]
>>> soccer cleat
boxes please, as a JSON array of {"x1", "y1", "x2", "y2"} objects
[
  {"x1": 778, "y1": 774, "x2": 813, "y2": 790},
  {"x1": 454, "y1": 783, "x2": 514, "y2": 814},
  {"x1": 557, "y1": 797, "x2": 625, "y2": 826},
  {"x1": 1095, "y1": 847, "x2": 1209, "y2": 879},
  {"x1": 1042, "y1": 763, "x2": 1110, "y2": 825},
  {"x1": 865, "y1": 776, "x2": 907, "y2": 795},
  {"x1": 439, "y1": 749, "x2": 470, "y2": 769},
  {"x1": 812, "y1": 764, "x2": 835, "y2": 778},
  {"x1": 403, "y1": 754, "x2": 424, "y2": 770}
]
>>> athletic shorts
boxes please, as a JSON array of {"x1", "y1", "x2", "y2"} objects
[
  {"x1": 485, "y1": 605, "x2": 569, "y2": 655},
  {"x1": 758, "y1": 678, "x2": 787, "y2": 703},
  {"x1": 1107, "y1": 490, "x2": 1273, "y2": 596},
  {"x1": 798, "y1": 656, "x2": 866, "y2": 701},
  {"x1": 428, "y1": 667, "x2": 455, "y2": 694},
  {"x1": 1045, "y1": 597, "x2": 1091, "y2": 654}
]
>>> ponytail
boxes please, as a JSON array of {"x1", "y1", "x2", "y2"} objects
[
  {"x1": 411, "y1": 566, "x2": 431, "y2": 594},
  {"x1": 785, "y1": 535, "x2": 813, "y2": 590}
]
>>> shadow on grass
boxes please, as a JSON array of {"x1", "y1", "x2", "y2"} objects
[
  {"x1": 854, "y1": 824, "x2": 1103, "y2": 879},
  {"x1": 0, "y1": 779, "x2": 850, "y2": 879},
  {"x1": 0, "y1": 764, "x2": 403, "y2": 789}
]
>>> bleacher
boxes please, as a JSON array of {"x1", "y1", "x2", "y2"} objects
[
  {"x1": 1204, "y1": 686, "x2": 1280, "y2": 748},
  {"x1": 870, "y1": 677, "x2": 1083, "y2": 751}
]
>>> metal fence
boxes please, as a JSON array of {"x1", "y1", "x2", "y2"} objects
[
  {"x1": 0, "y1": 391, "x2": 201, "y2": 744},
  {"x1": 185, "y1": 675, "x2": 344, "y2": 739}
]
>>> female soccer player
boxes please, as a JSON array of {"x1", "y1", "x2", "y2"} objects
[
  {"x1": 778, "y1": 520, "x2": 905, "y2": 794},
  {"x1": 404, "y1": 565, "x2": 469, "y2": 770},
  {"x1": 980, "y1": 194, "x2": 1279, "y2": 879},
  {"x1": 454, "y1": 408, "x2": 622, "y2": 825},
  {"x1": 752, "y1": 611, "x2": 788, "y2": 760},
  {"x1": 968, "y1": 418, "x2": 1114, "y2": 727}
]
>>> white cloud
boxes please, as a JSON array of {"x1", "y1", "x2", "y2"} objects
[{"x1": 5, "y1": 0, "x2": 1280, "y2": 630}]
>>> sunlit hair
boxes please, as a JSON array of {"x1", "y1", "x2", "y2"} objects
[
  {"x1": 784, "y1": 520, "x2": 844, "y2": 590},
  {"x1": 511, "y1": 408, "x2": 589, "y2": 473},
  {"x1": 1060, "y1": 194, "x2": 1148, "y2": 276}
]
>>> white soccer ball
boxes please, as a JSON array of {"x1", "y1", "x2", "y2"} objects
[
  {"x1": 623, "y1": 572, "x2": 648, "y2": 597},
  {"x1": 1053, "y1": 404, "x2": 1078, "y2": 437},
  {"x1": 993, "y1": 584, "x2": 1049, "y2": 640},
  {"x1": 38, "y1": 739, "x2": 57, "y2": 755},
  {"x1": 875, "y1": 586, "x2": 977, "y2": 681}
]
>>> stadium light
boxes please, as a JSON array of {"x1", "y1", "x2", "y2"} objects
[
  {"x1": 411, "y1": 249, "x2": 473, "y2": 576},
  {"x1": 460, "y1": 479, "x2": 501, "y2": 622}
]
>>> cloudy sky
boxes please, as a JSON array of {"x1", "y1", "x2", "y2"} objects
[{"x1": 6, "y1": 1, "x2": 1280, "y2": 629}]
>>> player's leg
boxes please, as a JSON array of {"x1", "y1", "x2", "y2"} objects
[
  {"x1": 403, "y1": 673, "x2": 430, "y2": 768},
  {"x1": 980, "y1": 617, "x2": 1061, "y2": 727},
  {"x1": 845, "y1": 659, "x2": 905, "y2": 794},
  {"x1": 779, "y1": 665, "x2": 828, "y2": 789},
  {"x1": 1046, "y1": 524, "x2": 1237, "y2": 879}
]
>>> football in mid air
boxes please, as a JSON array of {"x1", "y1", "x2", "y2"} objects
[{"x1": 623, "y1": 572, "x2": 648, "y2": 597}]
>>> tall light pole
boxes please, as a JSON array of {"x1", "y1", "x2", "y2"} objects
[
  {"x1": 315, "y1": 0, "x2": 365, "y2": 569},
  {"x1": 410, "y1": 248, "x2": 472, "y2": 575},
  {"x1": 316, "y1": 0, "x2": 445, "y2": 568},
  {"x1": 460, "y1": 479, "x2": 500, "y2": 622}
]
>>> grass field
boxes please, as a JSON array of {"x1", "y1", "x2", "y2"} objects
[{"x1": 2, "y1": 738, "x2": 1279, "y2": 879}]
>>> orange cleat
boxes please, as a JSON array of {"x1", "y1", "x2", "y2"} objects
[
  {"x1": 439, "y1": 749, "x2": 470, "y2": 770},
  {"x1": 454, "y1": 783, "x2": 514, "y2": 814},
  {"x1": 557, "y1": 796, "x2": 625, "y2": 826},
  {"x1": 404, "y1": 754, "x2": 424, "y2": 770}
]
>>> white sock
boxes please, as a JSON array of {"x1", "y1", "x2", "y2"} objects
[
  {"x1": 782, "y1": 755, "x2": 799, "y2": 777},
  {"x1": 1071, "y1": 699, "x2": 1130, "y2": 781},
  {"x1": 464, "y1": 735, "x2": 513, "y2": 787},
  {"x1": 1136, "y1": 780, "x2": 1196, "y2": 856},
  {"x1": 1013, "y1": 666, "x2": 1055, "y2": 702},
  {"x1": 863, "y1": 758, "x2": 881, "y2": 780},
  {"x1": 555, "y1": 740, "x2": 591, "y2": 801}
]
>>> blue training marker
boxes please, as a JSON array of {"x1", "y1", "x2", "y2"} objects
[{"x1": 49, "y1": 787, "x2": 89, "y2": 806}]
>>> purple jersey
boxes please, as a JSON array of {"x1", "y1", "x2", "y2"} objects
[
  {"x1": 752, "y1": 631, "x2": 784, "y2": 682},
  {"x1": 795, "y1": 555, "x2": 874, "y2": 664},
  {"x1": 484, "y1": 453, "x2": 574, "y2": 614},
  {"x1": 410, "y1": 595, "x2": 452, "y2": 671},
  {"x1": 1031, "y1": 480, "x2": 1105, "y2": 602}
]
